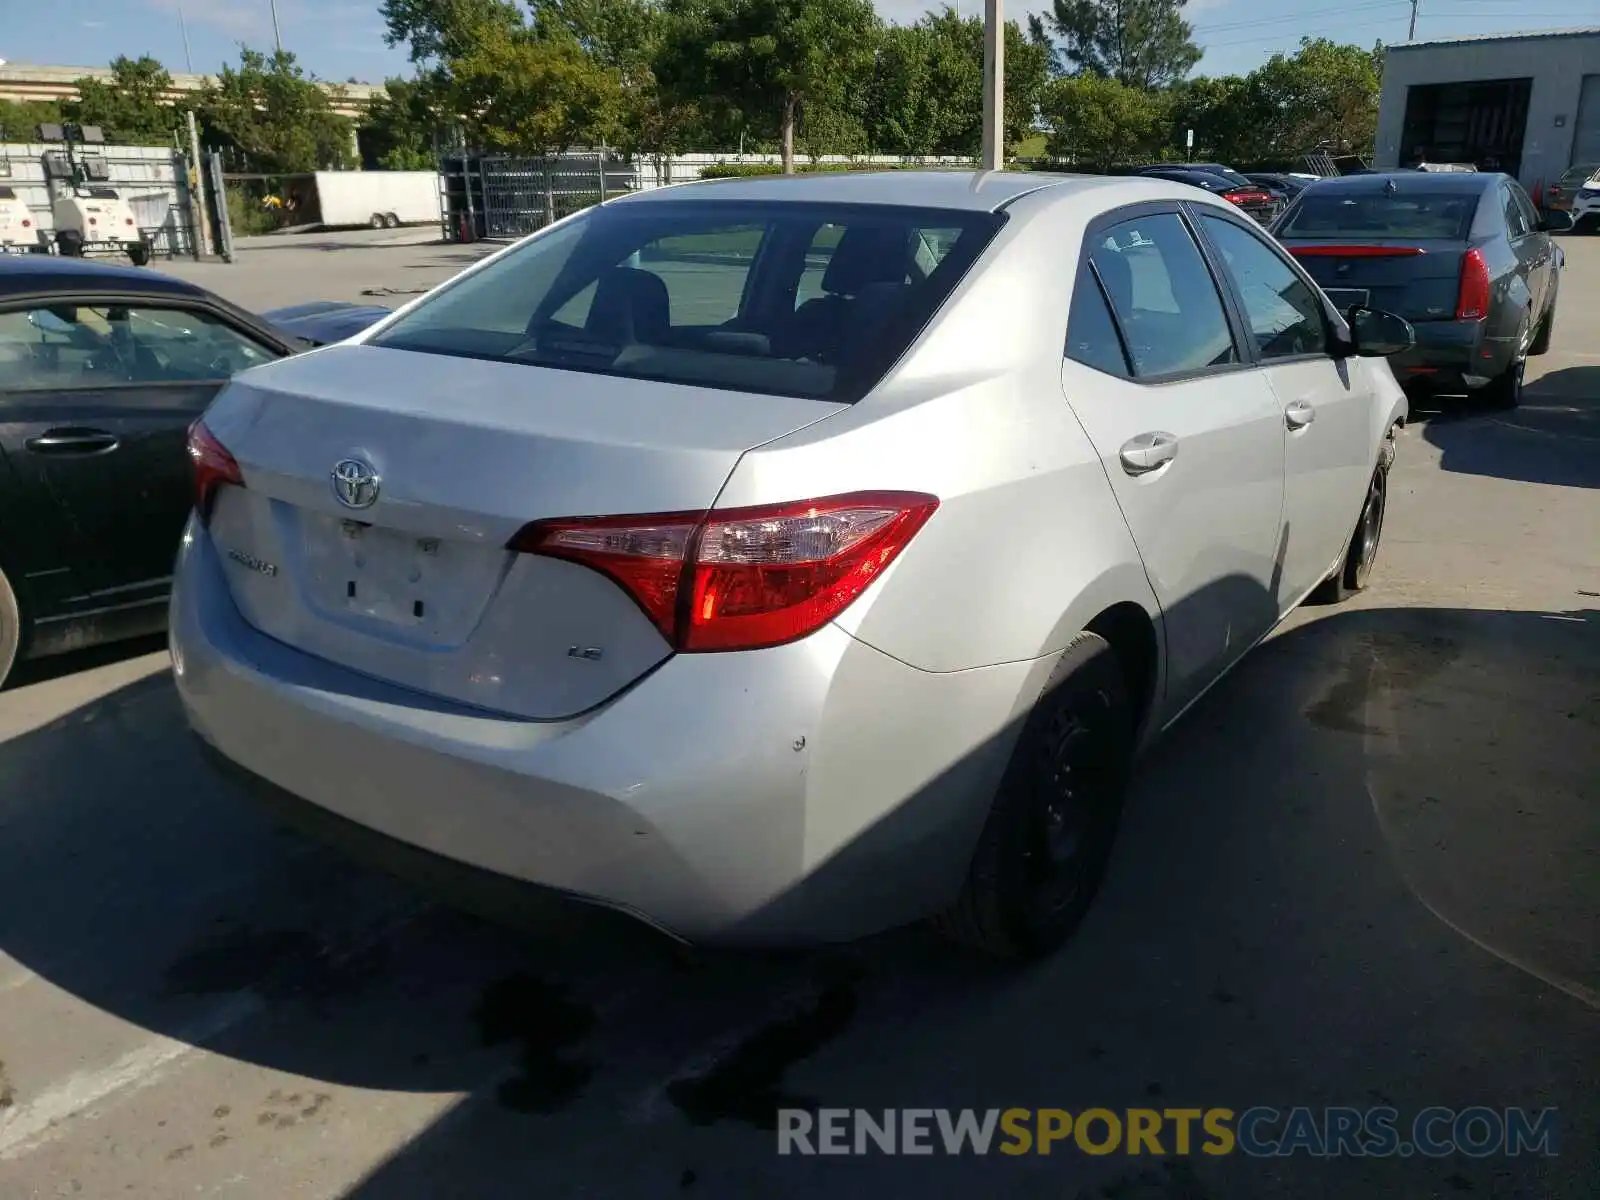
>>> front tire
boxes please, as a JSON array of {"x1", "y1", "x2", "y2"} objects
[
  {"x1": 0, "y1": 566, "x2": 21, "y2": 689},
  {"x1": 936, "y1": 632, "x2": 1133, "y2": 961},
  {"x1": 383, "y1": 212, "x2": 401, "y2": 229},
  {"x1": 369, "y1": 213, "x2": 386, "y2": 230}
]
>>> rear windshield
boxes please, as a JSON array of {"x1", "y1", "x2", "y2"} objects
[
  {"x1": 86, "y1": 187, "x2": 120, "y2": 200},
  {"x1": 369, "y1": 200, "x2": 1002, "y2": 402},
  {"x1": 0, "y1": 187, "x2": 14, "y2": 200},
  {"x1": 1556, "y1": 164, "x2": 1599, "y2": 188},
  {"x1": 1279, "y1": 192, "x2": 1478, "y2": 240}
]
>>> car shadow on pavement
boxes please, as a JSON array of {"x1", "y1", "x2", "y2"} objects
[
  {"x1": 1, "y1": 632, "x2": 168, "y2": 692},
  {"x1": 0, "y1": 599, "x2": 1594, "y2": 1198},
  {"x1": 1424, "y1": 366, "x2": 1600, "y2": 488}
]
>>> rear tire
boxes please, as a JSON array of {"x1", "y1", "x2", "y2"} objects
[
  {"x1": 369, "y1": 213, "x2": 386, "y2": 230},
  {"x1": 1482, "y1": 354, "x2": 1525, "y2": 410},
  {"x1": 935, "y1": 632, "x2": 1133, "y2": 961},
  {"x1": 383, "y1": 212, "x2": 401, "y2": 229},
  {"x1": 127, "y1": 241, "x2": 150, "y2": 267},
  {"x1": 0, "y1": 566, "x2": 21, "y2": 689},
  {"x1": 56, "y1": 230, "x2": 83, "y2": 257}
]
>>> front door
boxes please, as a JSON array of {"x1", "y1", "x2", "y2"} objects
[
  {"x1": 1191, "y1": 211, "x2": 1376, "y2": 607},
  {"x1": 1061, "y1": 207, "x2": 1287, "y2": 717},
  {"x1": 0, "y1": 300, "x2": 280, "y2": 602}
]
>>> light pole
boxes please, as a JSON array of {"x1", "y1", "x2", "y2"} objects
[
  {"x1": 269, "y1": 0, "x2": 284, "y2": 52},
  {"x1": 981, "y1": 0, "x2": 1005, "y2": 170}
]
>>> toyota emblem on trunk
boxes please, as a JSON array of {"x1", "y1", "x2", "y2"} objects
[{"x1": 331, "y1": 458, "x2": 381, "y2": 509}]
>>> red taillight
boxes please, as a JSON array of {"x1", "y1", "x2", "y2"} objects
[
  {"x1": 188, "y1": 419, "x2": 242, "y2": 521},
  {"x1": 88, "y1": 217, "x2": 97, "y2": 226},
  {"x1": 511, "y1": 491, "x2": 939, "y2": 652},
  {"x1": 1456, "y1": 247, "x2": 1490, "y2": 321},
  {"x1": 1225, "y1": 190, "x2": 1270, "y2": 205},
  {"x1": 20, "y1": 218, "x2": 30, "y2": 228},
  {"x1": 1289, "y1": 245, "x2": 1427, "y2": 258},
  {"x1": 125, "y1": 217, "x2": 135, "y2": 226}
]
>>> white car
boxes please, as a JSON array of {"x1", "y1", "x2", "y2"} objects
[
  {"x1": 1570, "y1": 168, "x2": 1600, "y2": 229},
  {"x1": 0, "y1": 186, "x2": 41, "y2": 254},
  {"x1": 173, "y1": 171, "x2": 1411, "y2": 959}
]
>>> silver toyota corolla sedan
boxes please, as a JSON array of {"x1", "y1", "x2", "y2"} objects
[{"x1": 172, "y1": 170, "x2": 1410, "y2": 960}]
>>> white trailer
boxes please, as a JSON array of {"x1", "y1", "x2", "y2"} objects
[{"x1": 312, "y1": 171, "x2": 441, "y2": 230}]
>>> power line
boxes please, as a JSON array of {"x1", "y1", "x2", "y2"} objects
[
  {"x1": 1192, "y1": 2, "x2": 1407, "y2": 35},
  {"x1": 1200, "y1": 15, "x2": 1409, "y2": 49}
]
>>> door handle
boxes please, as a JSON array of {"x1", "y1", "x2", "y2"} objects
[
  {"x1": 1119, "y1": 431, "x2": 1179, "y2": 476},
  {"x1": 1285, "y1": 400, "x2": 1316, "y2": 430},
  {"x1": 26, "y1": 428, "x2": 121, "y2": 455}
]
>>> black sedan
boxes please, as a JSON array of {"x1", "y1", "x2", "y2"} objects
[
  {"x1": 0, "y1": 256, "x2": 386, "y2": 685},
  {"x1": 1136, "y1": 168, "x2": 1280, "y2": 224},
  {"x1": 1271, "y1": 172, "x2": 1572, "y2": 408}
]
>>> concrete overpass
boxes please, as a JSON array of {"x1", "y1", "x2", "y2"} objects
[{"x1": 0, "y1": 62, "x2": 383, "y2": 120}]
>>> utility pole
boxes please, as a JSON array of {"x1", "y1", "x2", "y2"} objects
[
  {"x1": 269, "y1": 0, "x2": 284, "y2": 53},
  {"x1": 1408, "y1": 0, "x2": 1419, "y2": 40},
  {"x1": 981, "y1": 0, "x2": 1005, "y2": 171},
  {"x1": 178, "y1": 4, "x2": 194, "y2": 73}
]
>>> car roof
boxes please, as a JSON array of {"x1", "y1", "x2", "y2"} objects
[
  {"x1": 606, "y1": 168, "x2": 1134, "y2": 213},
  {"x1": 0, "y1": 254, "x2": 208, "y2": 300},
  {"x1": 1304, "y1": 171, "x2": 1497, "y2": 195}
]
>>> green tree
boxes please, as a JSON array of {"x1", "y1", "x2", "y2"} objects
[
  {"x1": 1166, "y1": 74, "x2": 1268, "y2": 163},
  {"x1": 1249, "y1": 38, "x2": 1381, "y2": 158},
  {"x1": 196, "y1": 49, "x2": 355, "y2": 173},
  {"x1": 1037, "y1": 0, "x2": 1200, "y2": 90},
  {"x1": 380, "y1": 0, "x2": 524, "y2": 63},
  {"x1": 867, "y1": 11, "x2": 1048, "y2": 158},
  {"x1": 657, "y1": 0, "x2": 881, "y2": 174},
  {"x1": 0, "y1": 98, "x2": 63, "y2": 142},
  {"x1": 452, "y1": 28, "x2": 626, "y2": 153},
  {"x1": 1040, "y1": 73, "x2": 1168, "y2": 167},
  {"x1": 69, "y1": 56, "x2": 181, "y2": 144},
  {"x1": 362, "y1": 75, "x2": 450, "y2": 169}
]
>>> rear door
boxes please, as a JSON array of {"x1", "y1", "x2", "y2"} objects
[
  {"x1": 0, "y1": 298, "x2": 282, "y2": 603},
  {"x1": 1192, "y1": 209, "x2": 1374, "y2": 605},
  {"x1": 1508, "y1": 181, "x2": 1553, "y2": 322},
  {"x1": 1060, "y1": 205, "x2": 1286, "y2": 716}
]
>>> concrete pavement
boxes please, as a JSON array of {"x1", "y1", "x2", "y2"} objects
[{"x1": 0, "y1": 234, "x2": 1595, "y2": 1199}]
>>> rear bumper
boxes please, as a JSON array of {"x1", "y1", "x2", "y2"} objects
[
  {"x1": 171, "y1": 517, "x2": 1041, "y2": 946},
  {"x1": 1386, "y1": 318, "x2": 1516, "y2": 391}
]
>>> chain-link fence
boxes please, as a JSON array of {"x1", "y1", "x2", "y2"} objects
[{"x1": 0, "y1": 142, "x2": 198, "y2": 258}]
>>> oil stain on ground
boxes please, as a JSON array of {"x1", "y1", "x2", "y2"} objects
[
  {"x1": 1306, "y1": 630, "x2": 1461, "y2": 735},
  {"x1": 474, "y1": 973, "x2": 596, "y2": 1114},
  {"x1": 0, "y1": 1057, "x2": 13, "y2": 1109},
  {"x1": 667, "y1": 967, "x2": 859, "y2": 1131}
]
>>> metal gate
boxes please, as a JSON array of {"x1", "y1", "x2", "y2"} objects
[{"x1": 441, "y1": 153, "x2": 631, "y2": 241}]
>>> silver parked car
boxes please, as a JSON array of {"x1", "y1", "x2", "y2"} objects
[{"x1": 173, "y1": 171, "x2": 1411, "y2": 959}]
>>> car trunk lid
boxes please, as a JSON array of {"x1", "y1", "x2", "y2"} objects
[
  {"x1": 202, "y1": 344, "x2": 844, "y2": 719},
  {"x1": 1284, "y1": 237, "x2": 1474, "y2": 322}
]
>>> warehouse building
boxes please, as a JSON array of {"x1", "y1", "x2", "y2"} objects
[{"x1": 1373, "y1": 27, "x2": 1600, "y2": 193}]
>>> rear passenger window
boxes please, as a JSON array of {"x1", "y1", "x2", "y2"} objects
[
  {"x1": 1089, "y1": 213, "x2": 1238, "y2": 379},
  {"x1": 1502, "y1": 187, "x2": 1530, "y2": 239},
  {"x1": 1065, "y1": 265, "x2": 1130, "y2": 377}
]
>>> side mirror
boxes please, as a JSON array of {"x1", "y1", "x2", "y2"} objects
[
  {"x1": 1537, "y1": 210, "x2": 1575, "y2": 233},
  {"x1": 1348, "y1": 306, "x2": 1415, "y2": 357}
]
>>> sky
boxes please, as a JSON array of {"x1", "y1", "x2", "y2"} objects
[{"x1": 2, "y1": 0, "x2": 1597, "y2": 86}]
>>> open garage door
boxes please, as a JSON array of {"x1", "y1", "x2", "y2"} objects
[{"x1": 1571, "y1": 74, "x2": 1600, "y2": 168}]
